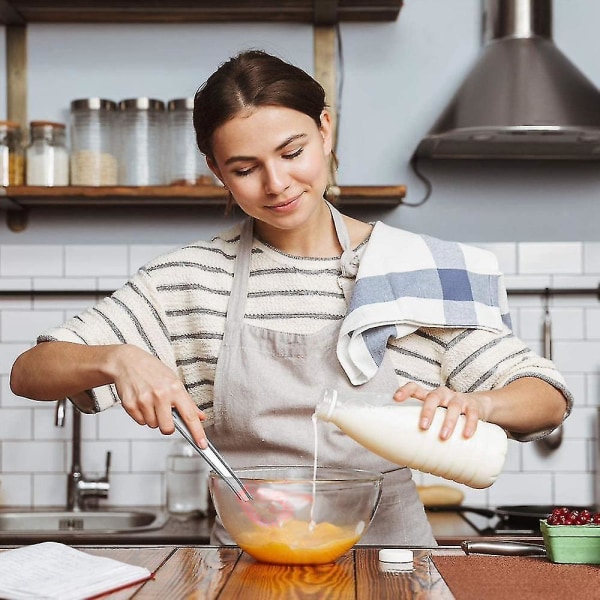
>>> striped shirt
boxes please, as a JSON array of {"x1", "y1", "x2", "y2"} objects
[{"x1": 40, "y1": 221, "x2": 572, "y2": 439}]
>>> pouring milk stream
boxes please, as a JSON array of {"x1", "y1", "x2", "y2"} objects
[{"x1": 314, "y1": 388, "x2": 508, "y2": 489}]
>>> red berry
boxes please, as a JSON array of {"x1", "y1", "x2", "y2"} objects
[
  {"x1": 576, "y1": 515, "x2": 590, "y2": 525},
  {"x1": 547, "y1": 507, "x2": 598, "y2": 526}
]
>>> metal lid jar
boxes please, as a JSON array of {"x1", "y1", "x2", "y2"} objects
[
  {"x1": 70, "y1": 98, "x2": 118, "y2": 186},
  {"x1": 0, "y1": 120, "x2": 24, "y2": 186},
  {"x1": 26, "y1": 121, "x2": 69, "y2": 186},
  {"x1": 118, "y1": 97, "x2": 165, "y2": 186},
  {"x1": 166, "y1": 98, "x2": 212, "y2": 186}
]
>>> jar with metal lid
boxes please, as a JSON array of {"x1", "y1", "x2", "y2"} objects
[
  {"x1": 0, "y1": 120, "x2": 24, "y2": 186},
  {"x1": 26, "y1": 121, "x2": 69, "y2": 186},
  {"x1": 166, "y1": 98, "x2": 213, "y2": 186},
  {"x1": 118, "y1": 98, "x2": 165, "y2": 186},
  {"x1": 70, "y1": 98, "x2": 118, "y2": 186}
]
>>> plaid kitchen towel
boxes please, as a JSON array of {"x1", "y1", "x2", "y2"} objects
[{"x1": 337, "y1": 222, "x2": 512, "y2": 385}]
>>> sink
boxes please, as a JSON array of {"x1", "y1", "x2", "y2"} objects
[{"x1": 0, "y1": 509, "x2": 167, "y2": 534}]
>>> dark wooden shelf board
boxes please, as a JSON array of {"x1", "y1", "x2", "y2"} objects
[
  {"x1": 0, "y1": 1, "x2": 403, "y2": 25},
  {"x1": 1, "y1": 185, "x2": 405, "y2": 230}
]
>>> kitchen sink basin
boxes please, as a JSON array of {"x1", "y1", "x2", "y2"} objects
[{"x1": 0, "y1": 509, "x2": 167, "y2": 534}]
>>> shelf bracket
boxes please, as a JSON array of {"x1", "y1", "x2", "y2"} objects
[
  {"x1": 313, "y1": 5, "x2": 338, "y2": 194},
  {"x1": 0, "y1": 189, "x2": 28, "y2": 232},
  {"x1": 6, "y1": 207, "x2": 28, "y2": 232},
  {"x1": 5, "y1": 23, "x2": 28, "y2": 232},
  {"x1": 313, "y1": 0, "x2": 338, "y2": 25},
  {"x1": 6, "y1": 24, "x2": 27, "y2": 132}
]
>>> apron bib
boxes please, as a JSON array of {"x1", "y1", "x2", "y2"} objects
[{"x1": 207, "y1": 204, "x2": 435, "y2": 546}]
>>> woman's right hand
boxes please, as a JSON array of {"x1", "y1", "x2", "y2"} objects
[
  {"x1": 11, "y1": 340, "x2": 207, "y2": 448},
  {"x1": 109, "y1": 345, "x2": 207, "y2": 447}
]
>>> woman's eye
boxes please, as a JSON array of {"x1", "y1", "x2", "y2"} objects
[
  {"x1": 283, "y1": 147, "x2": 304, "y2": 160},
  {"x1": 234, "y1": 166, "x2": 255, "y2": 177}
]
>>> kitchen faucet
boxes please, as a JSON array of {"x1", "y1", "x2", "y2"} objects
[{"x1": 55, "y1": 398, "x2": 111, "y2": 511}]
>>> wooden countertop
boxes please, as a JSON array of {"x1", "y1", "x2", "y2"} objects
[
  {"x1": 0, "y1": 545, "x2": 456, "y2": 599},
  {"x1": 4, "y1": 544, "x2": 592, "y2": 599}
]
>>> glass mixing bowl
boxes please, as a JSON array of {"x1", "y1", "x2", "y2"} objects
[{"x1": 209, "y1": 466, "x2": 383, "y2": 565}]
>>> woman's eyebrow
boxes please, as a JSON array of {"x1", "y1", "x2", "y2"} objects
[
  {"x1": 224, "y1": 133, "x2": 307, "y2": 166},
  {"x1": 275, "y1": 133, "x2": 307, "y2": 151}
]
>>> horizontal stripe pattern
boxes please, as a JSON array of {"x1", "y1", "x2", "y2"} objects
[{"x1": 40, "y1": 221, "x2": 571, "y2": 432}]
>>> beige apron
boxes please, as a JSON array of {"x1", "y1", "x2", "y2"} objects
[{"x1": 207, "y1": 204, "x2": 435, "y2": 546}]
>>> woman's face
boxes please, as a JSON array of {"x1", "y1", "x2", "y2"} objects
[{"x1": 208, "y1": 105, "x2": 333, "y2": 239}]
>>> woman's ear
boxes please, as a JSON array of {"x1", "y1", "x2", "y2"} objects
[
  {"x1": 206, "y1": 156, "x2": 224, "y2": 185},
  {"x1": 319, "y1": 110, "x2": 334, "y2": 156}
]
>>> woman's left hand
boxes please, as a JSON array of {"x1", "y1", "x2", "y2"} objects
[{"x1": 393, "y1": 382, "x2": 491, "y2": 440}]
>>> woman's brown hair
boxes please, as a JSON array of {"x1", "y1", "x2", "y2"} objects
[{"x1": 193, "y1": 49, "x2": 327, "y2": 163}]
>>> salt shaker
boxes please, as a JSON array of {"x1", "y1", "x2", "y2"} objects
[{"x1": 26, "y1": 121, "x2": 69, "y2": 186}]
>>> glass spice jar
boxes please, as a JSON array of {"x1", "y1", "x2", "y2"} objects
[
  {"x1": 118, "y1": 98, "x2": 165, "y2": 185},
  {"x1": 70, "y1": 98, "x2": 118, "y2": 186},
  {"x1": 0, "y1": 120, "x2": 24, "y2": 186},
  {"x1": 166, "y1": 98, "x2": 213, "y2": 186},
  {"x1": 26, "y1": 121, "x2": 69, "y2": 186}
]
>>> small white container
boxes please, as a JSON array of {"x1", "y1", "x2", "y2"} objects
[
  {"x1": 26, "y1": 121, "x2": 69, "y2": 186},
  {"x1": 315, "y1": 388, "x2": 508, "y2": 489}
]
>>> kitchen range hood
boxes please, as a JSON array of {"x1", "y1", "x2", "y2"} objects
[{"x1": 414, "y1": 0, "x2": 600, "y2": 160}]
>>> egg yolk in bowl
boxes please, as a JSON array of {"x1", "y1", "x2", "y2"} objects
[{"x1": 235, "y1": 519, "x2": 361, "y2": 565}]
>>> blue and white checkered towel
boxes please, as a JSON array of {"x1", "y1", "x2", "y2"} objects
[{"x1": 337, "y1": 222, "x2": 512, "y2": 385}]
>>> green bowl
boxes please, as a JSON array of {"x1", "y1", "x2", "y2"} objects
[{"x1": 540, "y1": 519, "x2": 600, "y2": 564}]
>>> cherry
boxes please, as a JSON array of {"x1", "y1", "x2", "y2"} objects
[{"x1": 546, "y1": 506, "x2": 598, "y2": 526}]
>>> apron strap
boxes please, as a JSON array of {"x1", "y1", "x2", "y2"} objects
[{"x1": 327, "y1": 201, "x2": 359, "y2": 278}]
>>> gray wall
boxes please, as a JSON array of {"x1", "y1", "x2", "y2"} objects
[
  {"x1": 1, "y1": 1, "x2": 599, "y2": 510},
  {"x1": 1, "y1": 0, "x2": 599, "y2": 244}
]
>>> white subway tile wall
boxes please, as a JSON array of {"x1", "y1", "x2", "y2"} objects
[{"x1": 0, "y1": 242, "x2": 598, "y2": 509}]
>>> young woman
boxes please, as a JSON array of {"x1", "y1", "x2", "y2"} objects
[{"x1": 10, "y1": 50, "x2": 571, "y2": 546}]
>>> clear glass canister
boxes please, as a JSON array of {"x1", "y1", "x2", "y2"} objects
[
  {"x1": 166, "y1": 98, "x2": 213, "y2": 186},
  {"x1": 70, "y1": 98, "x2": 118, "y2": 186},
  {"x1": 0, "y1": 120, "x2": 24, "y2": 186},
  {"x1": 26, "y1": 121, "x2": 69, "y2": 186},
  {"x1": 118, "y1": 97, "x2": 165, "y2": 185},
  {"x1": 165, "y1": 440, "x2": 209, "y2": 518}
]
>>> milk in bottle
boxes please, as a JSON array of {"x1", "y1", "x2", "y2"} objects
[{"x1": 314, "y1": 388, "x2": 508, "y2": 489}]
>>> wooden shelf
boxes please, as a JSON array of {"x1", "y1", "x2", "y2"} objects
[
  {"x1": 1, "y1": 185, "x2": 406, "y2": 231},
  {"x1": 0, "y1": 2, "x2": 405, "y2": 231},
  {"x1": 0, "y1": 1, "x2": 403, "y2": 25}
]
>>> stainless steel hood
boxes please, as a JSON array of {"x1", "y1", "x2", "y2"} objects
[{"x1": 414, "y1": 0, "x2": 600, "y2": 160}]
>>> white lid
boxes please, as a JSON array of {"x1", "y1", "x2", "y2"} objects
[{"x1": 378, "y1": 548, "x2": 413, "y2": 564}]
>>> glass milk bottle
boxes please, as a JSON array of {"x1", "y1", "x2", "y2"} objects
[
  {"x1": 315, "y1": 388, "x2": 508, "y2": 489},
  {"x1": 26, "y1": 121, "x2": 69, "y2": 186}
]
